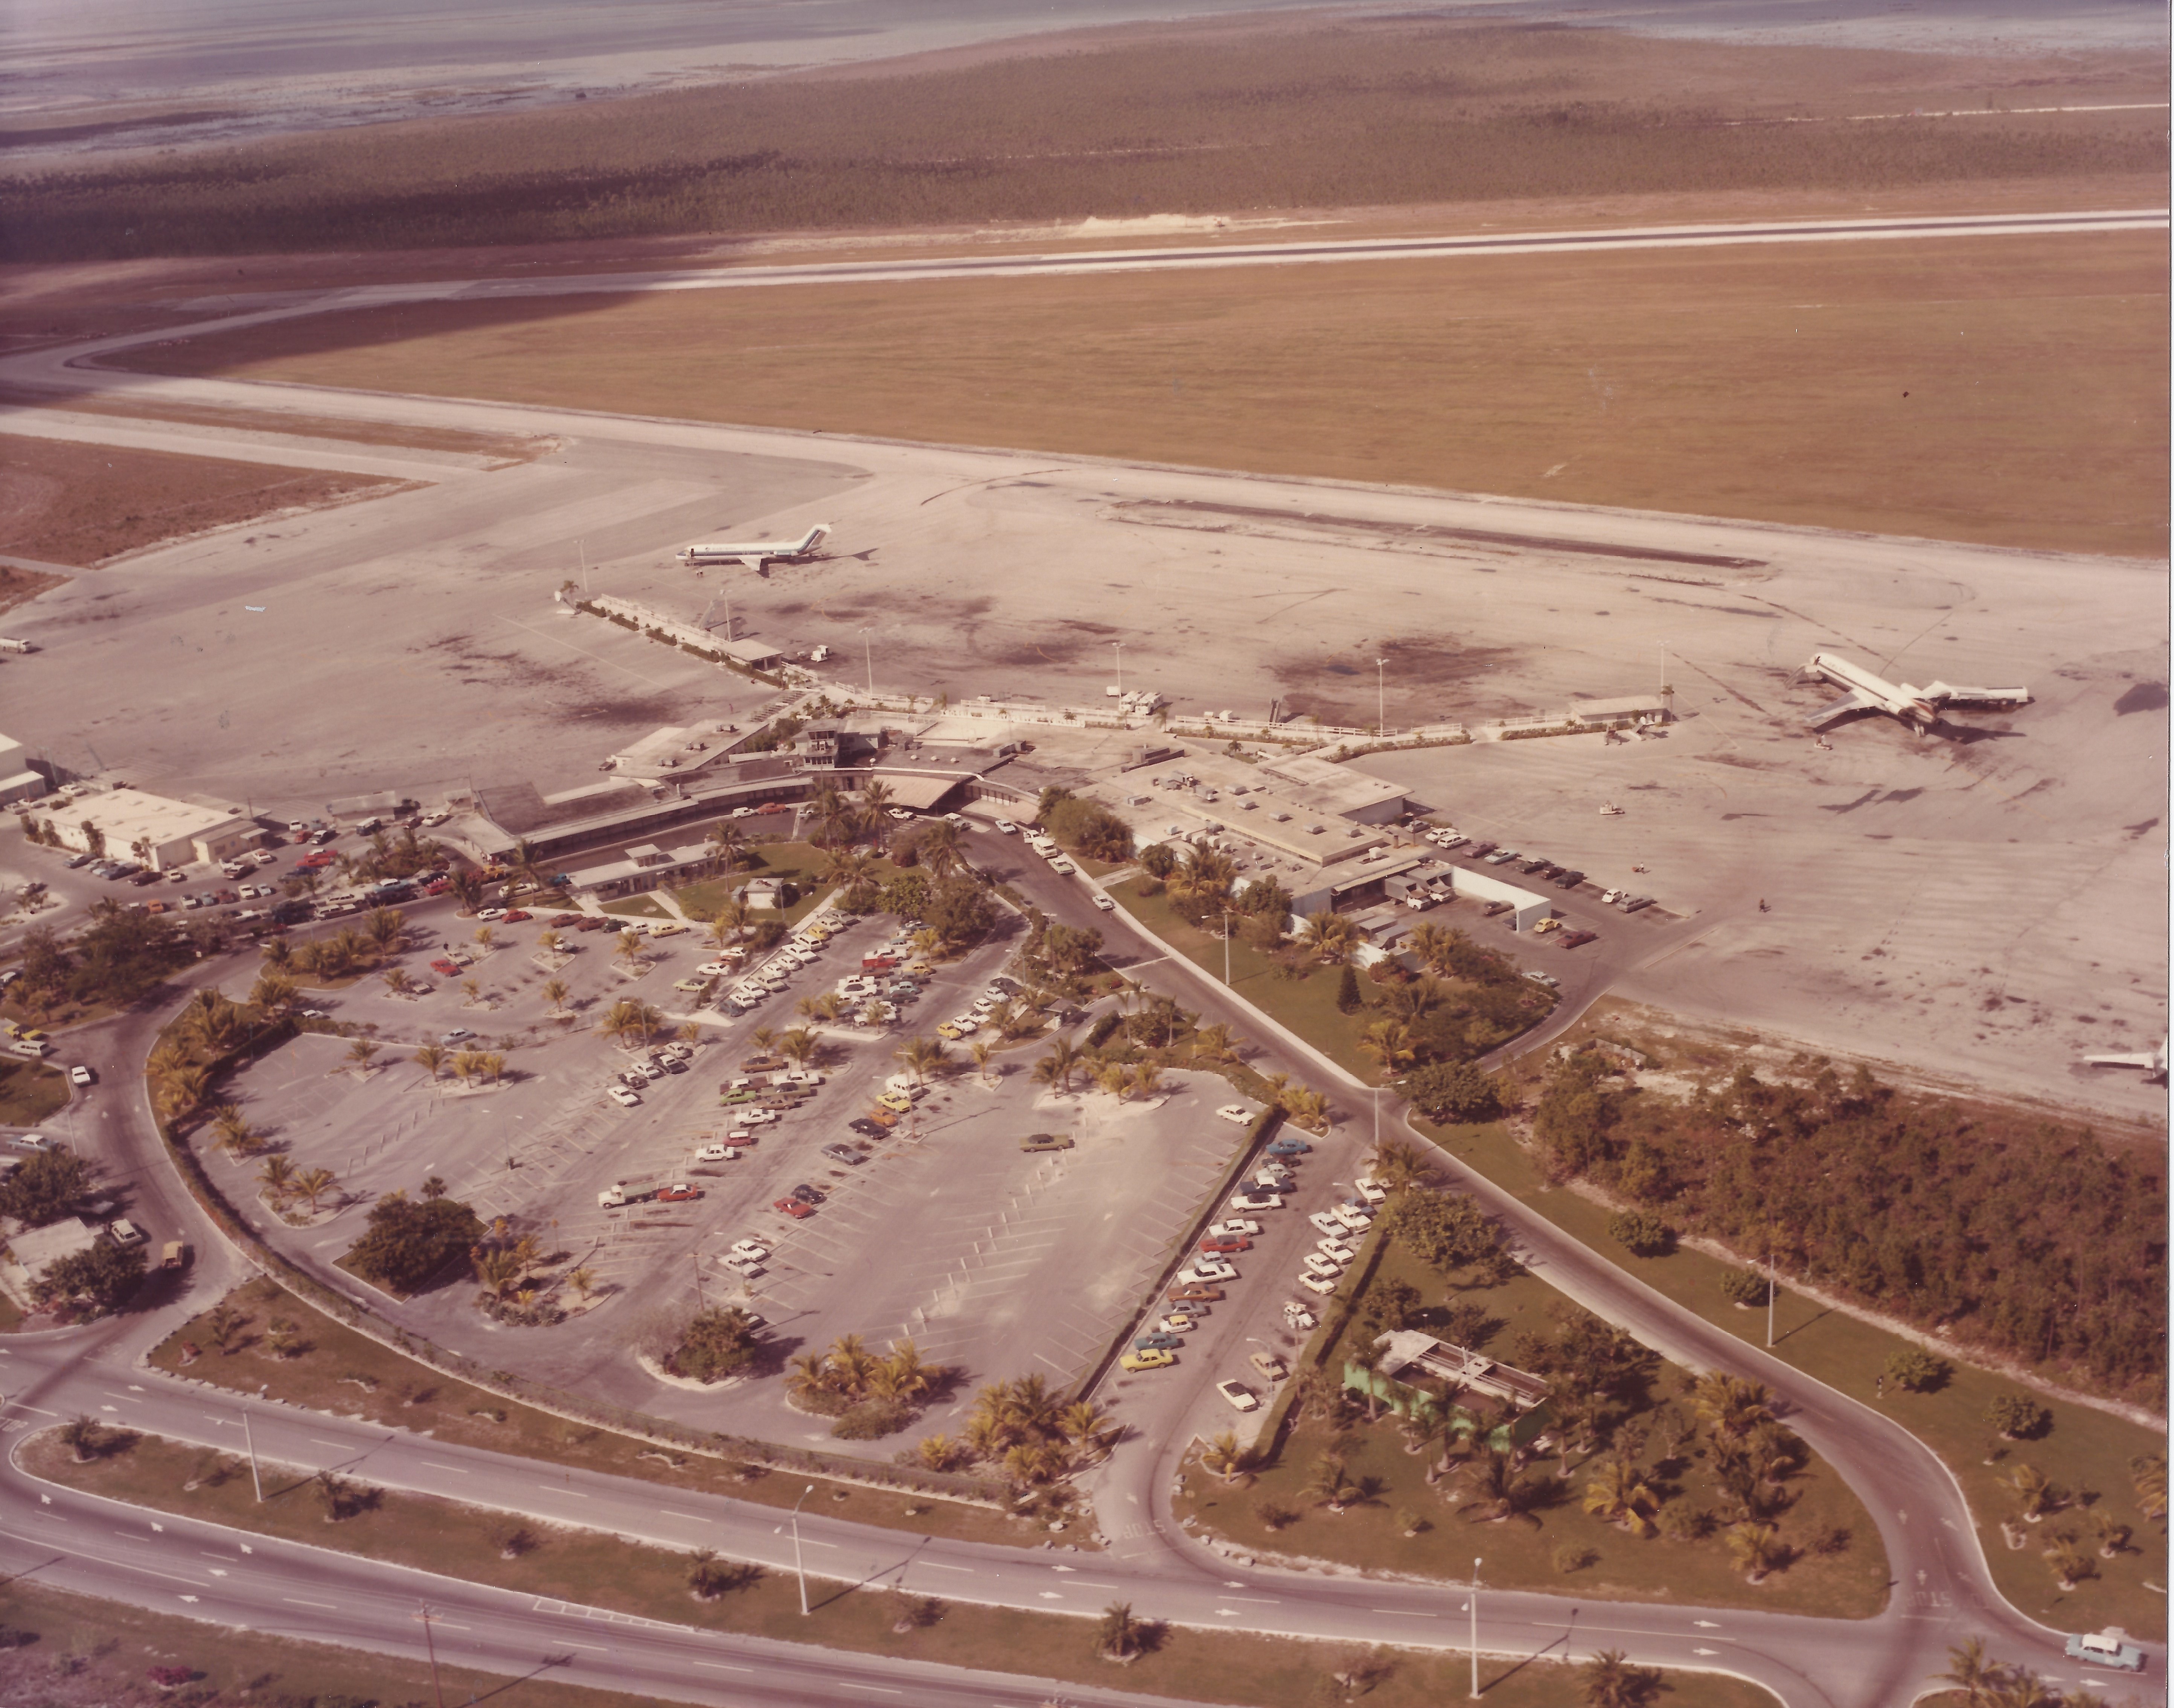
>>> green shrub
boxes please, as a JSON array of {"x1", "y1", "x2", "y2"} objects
[
  {"x1": 1885, "y1": 1347, "x2": 1950, "y2": 1393},
  {"x1": 1719, "y1": 1268, "x2": 1768, "y2": 1308},
  {"x1": 1607, "y1": 1209, "x2": 1675, "y2": 1257}
]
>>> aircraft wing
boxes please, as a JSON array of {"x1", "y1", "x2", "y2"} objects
[
  {"x1": 1805, "y1": 690, "x2": 1877, "y2": 727},
  {"x1": 1922, "y1": 681, "x2": 2031, "y2": 709}
]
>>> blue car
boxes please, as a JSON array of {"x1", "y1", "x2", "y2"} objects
[
  {"x1": 1133, "y1": 1332, "x2": 1183, "y2": 1352},
  {"x1": 1266, "y1": 1137, "x2": 1311, "y2": 1157}
]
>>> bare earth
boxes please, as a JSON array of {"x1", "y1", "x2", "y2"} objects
[{"x1": 0, "y1": 432, "x2": 408, "y2": 566}]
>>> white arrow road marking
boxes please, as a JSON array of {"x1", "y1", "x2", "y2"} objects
[
  {"x1": 1694, "y1": 1647, "x2": 1721, "y2": 1656},
  {"x1": 151, "y1": 1522, "x2": 163, "y2": 1532},
  {"x1": 1037, "y1": 1591, "x2": 1064, "y2": 1600},
  {"x1": 178, "y1": 1594, "x2": 198, "y2": 1603},
  {"x1": 208, "y1": 1569, "x2": 228, "y2": 1577},
  {"x1": 1693, "y1": 1620, "x2": 1722, "y2": 1628},
  {"x1": 240, "y1": 1544, "x2": 253, "y2": 1554}
]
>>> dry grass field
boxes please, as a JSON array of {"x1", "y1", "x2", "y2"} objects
[
  {"x1": 0, "y1": 435, "x2": 408, "y2": 566},
  {"x1": 1, "y1": 15, "x2": 2161, "y2": 260},
  {"x1": 110, "y1": 230, "x2": 2168, "y2": 556}
]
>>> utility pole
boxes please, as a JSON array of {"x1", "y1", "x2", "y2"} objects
[
  {"x1": 1376, "y1": 657, "x2": 1389, "y2": 735},
  {"x1": 861, "y1": 628, "x2": 874, "y2": 696},
  {"x1": 792, "y1": 1482, "x2": 817, "y2": 1615},
  {"x1": 1469, "y1": 1558, "x2": 1483, "y2": 1698},
  {"x1": 1766, "y1": 1225, "x2": 1776, "y2": 1349},
  {"x1": 1112, "y1": 642, "x2": 1124, "y2": 697},
  {"x1": 242, "y1": 1405, "x2": 263, "y2": 1503},
  {"x1": 1221, "y1": 911, "x2": 1232, "y2": 985},
  {"x1": 692, "y1": 1252, "x2": 706, "y2": 1313},
  {"x1": 416, "y1": 1603, "x2": 446, "y2": 1708}
]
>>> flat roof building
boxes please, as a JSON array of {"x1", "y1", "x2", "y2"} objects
[
  {"x1": 0, "y1": 733, "x2": 45, "y2": 807},
  {"x1": 49, "y1": 788, "x2": 259, "y2": 871},
  {"x1": 1254, "y1": 753, "x2": 1406, "y2": 824}
]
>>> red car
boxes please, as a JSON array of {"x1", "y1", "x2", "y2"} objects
[
  {"x1": 757, "y1": 802, "x2": 789, "y2": 814},
  {"x1": 657, "y1": 1183, "x2": 701, "y2": 1203},
  {"x1": 423, "y1": 878, "x2": 450, "y2": 896},
  {"x1": 773, "y1": 1197, "x2": 815, "y2": 1219},
  {"x1": 1200, "y1": 1236, "x2": 1252, "y2": 1254},
  {"x1": 431, "y1": 959, "x2": 461, "y2": 978},
  {"x1": 550, "y1": 913, "x2": 582, "y2": 928},
  {"x1": 501, "y1": 909, "x2": 532, "y2": 923},
  {"x1": 300, "y1": 850, "x2": 337, "y2": 869}
]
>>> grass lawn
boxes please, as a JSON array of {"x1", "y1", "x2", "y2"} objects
[
  {"x1": 147, "y1": 1277, "x2": 1048, "y2": 1552},
  {"x1": 677, "y1": 841, "x2": 840, "y2": 928},
  {"x1": 1111, "y1": 880, "x2": 1382, "y2": 1081},
  {"x1": 1180, "y1": 1238, "x2": 1889, "y2": 1620},
  {"x1": 0, "y1": 1575, "x2": 647, "y2": 1707},
  {"x1": 601, "y1": 894, "x2": 668, "y2": 919},
  {"x1": 27, "y1": 1428, "x2": 1776, "y2": 1708},
  {"x1": 1416, "y1": 1114, "x2": 2170, "y2": 1640},
  {"x1": 0, "y1": 1056, "x2": 68, "y2": 1125}
]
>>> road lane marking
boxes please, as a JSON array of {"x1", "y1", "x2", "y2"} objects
[
  {"x1": 283, "y1": 1597, "x2": 338, "y2": 1610},
  {"x1": 693, "y1": 1661, "x2": 753, "y2": 1671},
  {"x1": 920, "y1": 1562, "x2": 974, "y2": 1573},
  {"x1": 839, "y1": 1687, "x2": 901, "y2": 1695},
  {"x1": 1368, "y1": 1609, "x2": 1440, "y2": 1617},
  {"x1": 561, "y1": 1640, "x2": 609, "y2": 1651},
  {"x1": 419, "y1": 1461, "x2": 468, "y2": 1473}
]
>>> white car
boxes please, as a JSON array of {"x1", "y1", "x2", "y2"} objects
[
  {"x1": 1214, "y1": 1379, "x2": 1259, "y2": 1413},
  {"x1": 1302, "y1": 1253, "x2": 1345, "y2": 1278},
  {"x1": 1230, "y1": 1193, "x2": 1283, "y2": 1213},
  {"x1": 1282, "y1": 1302, "x2": 1318, "y2": 1329},
  {"x1": 1214, "y1": 1105, "x2": 1252, "y2": 1125},
  {"x1": 1315, "y1": 1239, "x2": 1357, "y2": 1263},
  {"x1": 695, "y1": 1143, "x2": 739, "y2": 1162},
  {"x1": 1308, "y1": 1210, "x2": 1347, "y2": 1235},
  {"x1": 608, "y1": 1087, "x2": 642, "y2": 1108},
  {"x1": 722, "y1": 1256, "x2": 765, "y2": 1278},
  {"x1": 1207, "y1": 1219, "x2": 1260, "y2": 1239},
  {"x1": 1298, "y1": 1272, "x2": 1339, "y2": 1296},
  {"x1": 887, "y1": 808, "x2": 913, "y2": 821},
  {"x1": 1092, "y1": 894, "x2": 1115, "y2": 912},
  {"x1": 68, "y1": 1065, "x2": 94, "y2": 1087},
  {"x1": 993, "y1": 819, "x2": 1018, "y2": 835},
  {"x1": 1182, "y1": 1258, "x2": 1238, "y2": 1283},
  {"x1": 740, "y1": 1109, "x2": 778, "y2": 1125},
  {"x1": 1049, "y1": 858, "x2": 1079, "y2": 877},
  {"x1": 729, "y1": 1240, "x2": 771, "y2": 1261},
  {"x1": 1332, "y1": 1204, "x2": 1374, "y2": 1233},
  {"x1": 731, "y1": 806, "x2": 756, "y2": 818},
  {"x1": 1353, "y1": 1179, "x2": 1388, "y2": 1206},
  {"x1": 946, "y1": 1015, "x2": 981, "y2": 1035}
]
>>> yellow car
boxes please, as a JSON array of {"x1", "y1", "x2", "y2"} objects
[
  {"x1": 936, "y1": 1022, "x2": 965, "y2": 1040},
  {"x1": 876, "y1": 1090, "x2": 914, "y2": 1114},
  {"x1": 1533, "y1": 917, "x2": 1562, "y2": 935},
  {"x1": 1119, "y1": 1347, "x2": 1176, "y2": 1373},
  {"x1": 906, "y1": 961, "x2": 934, "y2": 977},
  {"x1": 803, "y1": 926, "x2": 831, "y2": 942}
]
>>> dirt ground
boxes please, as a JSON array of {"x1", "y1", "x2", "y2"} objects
[
  {"x1": 0, "y1": 433, "x2": 408, "y2": 566},
  {"x1": 99, "y1": 228, "x2": 2169, "y2": 557}
]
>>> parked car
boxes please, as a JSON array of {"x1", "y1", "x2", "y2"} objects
[
  {"x1": 1230, "y1": 1193, "x2": 1283, "y2": 1213},
  {"x1": 1179, "y1": 1258, "x2": 1238, "y2": 1283},
  {"x1": 789, "y1": 1183, "x2": 826, "y2": 1206},
  {"x1": 1298, "y1": 1273, "x2": 1339, "y2": 1296},
  {"x1": 1199, "y1": 1235, "x2": 1251, "y2": 1254},
  {"x1": 608, "y1": 1087, "x2": 642, "y2": 1108},
  {"x1": 1120, "y1": 1347, "x2": 1176, "y2": 1372},
  {"x1": 1208, "y1": 1219, "x2": 1260, "y2": 1239},
  {"x1": 1019, "y1": 1133, "x2": 1074, "y2": 1153},
  {"x1": 1266, "y1": 1136, "x2": 1311, "y2": 1156},
  {"x1": 69, "y1": 1065, "x2": 94, "y2": 1087},
  {"x1": 820, "y1": 1143, "x2": 865, "y2": 1166},
  {"x1": 656, "y1": 1183, "x2": 701, "y2": 1202},
  {"x1": 440, "y1": 1028, "x2": 475, "y2": 1044},
  {"x1": 695, "y1": 1143, "x2": 739, "y2": 1162},
  {"x1": 1214, "y1": 1104, "x2": 1252, "y2": 1125},
  {"x1": 1214, "y1": 1379, "x2": 1259, "y2": 1412},
  {"x1": 1248, "y1": 1352, "x2": 1289, "y2": 1383},
  {"x1": 1560, "y1": 929, "x2": 1598, "y2": 948},
  {"x1": 774, "y1": 1197, "x2": 815, "y2": 1219},
  {"x1": 1133, "y1": 1332, "x2": 1183, "y2": 1352}
]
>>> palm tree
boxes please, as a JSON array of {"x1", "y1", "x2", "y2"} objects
[
  {"x1": 880, "y1": 1340, "x2": 936, "y2": 1402},
  {"x1": 1129, "y1": 1061, "x2": 1164, "y2": 1100},
  {"x1": 2007, "y1": 1463, "x2": 2057, "y2": 1523},
  {"x1": 211, "y1": 1104, "x2": 264, "y2": 1158},
  {"x1": 1200, "y1": 1429, "x2": 1256, "y2": 1485},
  {"x1": 1723, "y1": 1520, "x2": 1785, "y2": 1583},
  {"x1": 2045, "y1": 1536, "x2": 2094, "y2": 1592},
  {"x1": 293, "y1": 1166, "x2": 338, "y2": 1215},
  {"x1": 250, "y1": 971, "x2": 300, "y2": 1014},
  {"x1": 257, "y1": 1154, "x2": 297, "y2": 1207},
  {"x1": 1357, "y1": 1017, "x2": 1415, "y2": 1075},
  {"x1": 705, "y1": 819, "x2": 747, "y2": 876},
  {"x1": 1033, "y1": 1036, "x2": 1080, "y2": 1093},
  {"x1": 895, "y1": 1034, "x2": 948, "y2": 1085},
  {"x1": 2088, "y1": 1506, "x2": 2132, "y2": 1559},
  {"x1": 1366, "y1": 1138, "x2": 1430, "y2": 1195},
  {"x1": 1298, "y1": 910, "x2": 1358, "y2": 964},
  {"x1": 969, "y1": 1039, "x2": 995, "y2": 1085},
  {"x1": 457, "y1": 976, "x2": 481, "y2": 1007},
  {"x1": 1580, "y1": 1650, "x2": 1661, "y2": 1708},
  {"x1": 780, "y1": 1027, "x2": 820, "y2": 1069},
  {"x1": 412, "y1": 1043, "x2": 446, "y2": 1081},
  {"x1": 1691, "y1": 1372, "x2": 1774, "y2": 1444},
  {"x1": 918, "y1": 821, "x2": 963, "y2": 879},
  {"x1": 155, "y1": 1064, "x2": 213, "y2": 1121},
  {"x1": 382, "y1": 967, "x2": 413, "y2": 996},
  {"x1": 479, "y1": 1051, "x2": 507, "y2": 1084},
  {"x1": 365, "y1": 906, "x2": 405, "y2": 953},
  {"x1": 1307, "y1": 1452, "x2": 1358, "y2": 1515},
  {"x1": 1582, "y1": 1456, "x2": 1661, "y2": 1538},
  {"x1": 613, "y1": 930, "x2": 646, "y2": 970},
  {"x1": 565, "y1": 1267, "x2": 597, "y2": 1302},
  {"x1": 2130, "y1": 1452, "x2": 2167, "y2": 1521},
  {"x1": 260, "y1": 935, "x2": 294, "y2": 972},
  {"x1": 450, "y1": 1050, "x2": 480, "y2": 1088},
  {"x1": 1167, "y1": 845, "x2": 1238, "y2": 910},
  {"x1": 449, "y1": 869, "x2": 485, "y2": 914},
  {"x1": 536, "y1": 927, "x2": 561, "y2": 956},
  {"x1": 1191, "y1": 1021, "x2": 1238, "y2": 1066},
  {"x1": 472, "y1": 1245, "x2": 523, "y2": 1298},
  {"x1": 1459, "y1": 1449, "x2": 1543, "y2": 1525},
  {"x1": 599, "y1": 998, "x2": 660, "y2": 1051},
  {"x1": 706, "y1": 900, "x2": 750, "y2": 951},
  {"x1": 542, "y1": 977, "x2": 571, "y2": 1015},
  {"x1": 345, "y1": 1039, "x2": 381, "y2": 1076},
  {"x1": 1934, "y1": 1636, "x2": 2004, "y2": 1707},
  {"x1": 1059, "y1": 1399, "x2": 1112, "y2": 1452},
  {"x1": 1097, "y1": 1601, "x2": 1141, "y2": 1661}
]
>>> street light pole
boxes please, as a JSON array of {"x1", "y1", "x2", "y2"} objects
[
  {"x1": 1112, "y1": 642, "x2": 1124, "y2": 697},
  {"x1": 417, "y1": 1603, "x2": 446, "y2": 1708},
  {"x1": 861, "y1": 627, "x2": 874, "y2": 696},
  {"x1": 1766, "y1": 1227, "x2": 1776, "y2": 1349},
  {"x1": 1469, "y1": 1557, "x2": 1483, "y2": 1698},
  {"x1": 1221, "y1": 910, "x2": 1232, "y2": 985},
  {"x1": 1376, "y1": 657, "x2": 1388, "y2": 735},
  {"x1": 792, "y1": 1482, "x2": 817, "y2": 1615},
  {"x1": 242, "y1": 1405, "x2": 263, "y2": 1504}
]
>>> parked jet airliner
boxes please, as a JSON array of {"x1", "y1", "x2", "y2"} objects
[
  {"x1": 1798, "y1": 652, "x2": 2031, "y2": 735},
  {"x1": 678, "y1": 525, "x2": 830, "y2": 569}
]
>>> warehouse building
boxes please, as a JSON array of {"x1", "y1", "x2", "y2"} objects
[{"x1": 49, "y1": 788, "x2": 262, "y2": 871}]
